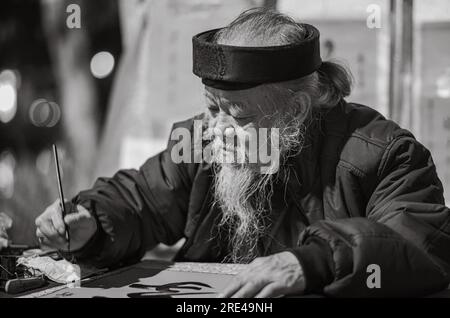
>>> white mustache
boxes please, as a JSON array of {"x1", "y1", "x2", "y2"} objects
[{"x1": 211, "y1": 135, "x2": 249, "y2": 165}]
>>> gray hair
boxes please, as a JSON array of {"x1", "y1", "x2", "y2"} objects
[{"x1": 215, "y1": 7, "x2": 353, "y2": 109}]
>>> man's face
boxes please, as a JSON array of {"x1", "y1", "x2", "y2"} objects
[
  {"x1": 205, "y1": 85, "x2": 278, "y2": 262},
  {"x1": 204, "y1": 85, "x2": 284, "y2": 171},
  {"x1": 205, "y1": 85, "x2": 278, "y2": 129},
  {"x1": 206, "y1": 83, "x2": 309, "y2": 263}
]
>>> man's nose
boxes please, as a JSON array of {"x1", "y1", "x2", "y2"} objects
[{"x1": 214, "y1": 113, "x2": 234, "y2": 135}]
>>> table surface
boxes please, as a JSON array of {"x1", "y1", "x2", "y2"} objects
[
  {"x1": 2, "y1": 259, "x2": 450, "y2": 298},
  {"x1": 20, "y1": 260, "x2": 245, "y2": 298}
]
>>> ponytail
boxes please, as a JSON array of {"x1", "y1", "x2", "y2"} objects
[{"x1": 316, "y1": 61, "x2": 353, "y2": 107}]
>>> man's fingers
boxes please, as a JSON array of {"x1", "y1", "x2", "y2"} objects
[
  {"x1": 39, "y1": 218, "x2": 61, "y2": 239},
  {"x1": 35, "y1": 199, "x2": 59, "y2": 227},
  {"x1": 218, "y1": 277, "x2": 245, "y2": 298},
  {"x1": 51, "y1": 210, "x2": 66, "y2": 236},
  {"x1": 35, "y1": 228, "x2": 48, "y2": 246},
  {"x1": 36, "y1": 228, "x2": 45, "y2": 242},
  {"x1": 36, "y1": 228, "x2": 66, "y2": 249},
  {"x1": 36, "y1": 220, "x2": 66, "y2": 245},
  {"x1": 36, "y1": 231, "x2": 53, "y2": 248},
  {"x1": 255, "y1": 283, "x2": 284, "y2": 298},
  {"x1": 36, "y1": 228, "x2": 51, "y2": 244},
  {"x1": 230, "y1": 280, "x2": 266, "y2": 298}
]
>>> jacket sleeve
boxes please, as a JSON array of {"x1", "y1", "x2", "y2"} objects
[
  {"x1": 290, "y1": 136, "x2": 450, "y2": 297},
  {"x1": 69, "y1": 122, "x2": 199, "y2": 269}
]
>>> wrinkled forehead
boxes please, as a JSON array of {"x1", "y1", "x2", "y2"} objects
[
  {"x1": 204, "y1": 84, "x2": 281, "y2": 113},
  {"x1": 205, "y1": 78, "x2": 301, "y2": 105},
  {"x1": 205, "y1": 85, "x2": 259, "y2": 101}
]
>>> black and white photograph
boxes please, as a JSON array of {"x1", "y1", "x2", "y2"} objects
[{"x1": 1, "y1": 0, "x2": 450, "y2": 304}]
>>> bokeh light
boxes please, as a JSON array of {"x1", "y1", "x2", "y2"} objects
[
  {"x1": 436, "y1": 68, "x2": 450, "y2": 99},
  {"x1": 0, "y1": 70, "x2": 18, "y2": 123},
  {"x1": 90, "y1": 51, "x2": 115, "y2": 79},
  {"x1": 29, "y1": 98, "x2": 61, "y2": 127},
  {"x1": 36, "y1": 149, "x2": 51, "y2": 175},
  {"x1": 0, "y1": 151, "x2": 16, "y2": 199}
]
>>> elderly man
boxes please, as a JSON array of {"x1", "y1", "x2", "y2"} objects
[{"x1": 35, "y1": 8, "x2": 450, "y2": 297}]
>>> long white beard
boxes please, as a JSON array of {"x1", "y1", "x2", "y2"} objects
[
  {"x1": 213, "y1": 164, "x2": 273, "y2": 263},
  {"x1": 209, "y1": 109, "x2": 310, "y2": 263}
]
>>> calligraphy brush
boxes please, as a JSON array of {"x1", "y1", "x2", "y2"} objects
[{"x1": 52, "y1": 144, "x2": 70, "y2": 254}]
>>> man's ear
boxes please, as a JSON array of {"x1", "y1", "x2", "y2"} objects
[{"x1": 289, "y1": 91, "x2": 312, "y2": 117}]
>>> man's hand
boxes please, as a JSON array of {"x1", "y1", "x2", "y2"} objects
[
  {"x1": 219, "y1": 251, "x2": 306, "y2": 298},
  {"x1": 35, "y1": 199, "x2": 97, "y2": 252}
]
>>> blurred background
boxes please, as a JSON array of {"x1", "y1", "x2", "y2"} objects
[{"x1": 0, "y1": 0, "x2": 449, "y2": 251}]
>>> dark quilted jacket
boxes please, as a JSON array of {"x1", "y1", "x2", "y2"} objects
[{"x1": 72, "y1": 101, "x2": 450, "y2": 297}]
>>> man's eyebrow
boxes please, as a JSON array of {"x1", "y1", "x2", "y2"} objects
[
  {"x1": 204, "y1": 93, "x2": 250, "y2": 112},
  {"x1": 221, "y1": 99, "x2": 249, "y2": 112},
  {"x1": 230, "y1": 101, "x2": 247, "y2": 109}
]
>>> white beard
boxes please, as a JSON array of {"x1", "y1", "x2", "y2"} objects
[
  {"x1": 208, "y1": 105, "x2": 310, "y2": 263},
  {"x1": 213, "y1": 163, "x2": 273, "y2": 263}
]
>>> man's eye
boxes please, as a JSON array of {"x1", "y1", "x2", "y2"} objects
[
  {"x1": 233, "y1": 115, "x2": 254, "y2": 126},
  {"x1": 231, "y1": 111, "x2": 253, "y2": 120},
  {"x1": 233, "y1": 114, "x2": 251, "y2": 119},
  {"x1": 207, "y1": 105, "x2": 220, "y2": 113}
]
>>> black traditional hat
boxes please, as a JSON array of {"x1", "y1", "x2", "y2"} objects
[{"x1": 192, "y1": 23, "x2": 322, "y2": 90}]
